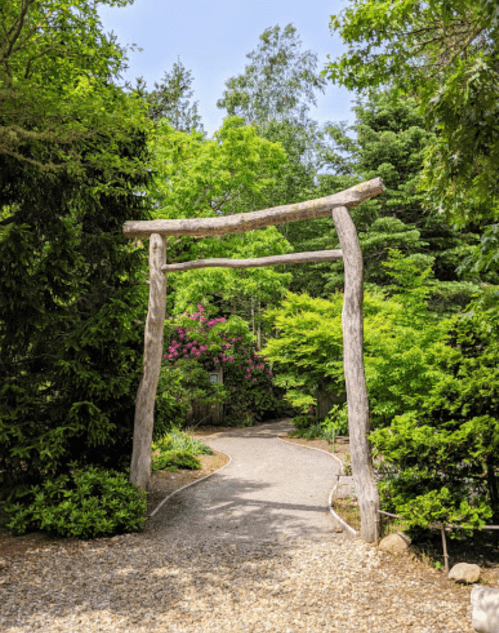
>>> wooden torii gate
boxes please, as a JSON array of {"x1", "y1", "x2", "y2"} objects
[{"x1": 123, "y1": 177, "x2": 384, "y2": 542}]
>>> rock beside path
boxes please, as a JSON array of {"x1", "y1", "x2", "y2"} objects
[
  {"x1": 471, "y1": 586, "x2": 499, "y2": 633},
  {"x1": 449, "y1": 563, "x2": 481, "y2": 584},
  {"x1": 379, "y1": 532, "x2": 411, "y2": 554}
]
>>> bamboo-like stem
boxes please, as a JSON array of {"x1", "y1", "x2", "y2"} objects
[
  {"x1": 161, "y1": 250, "x2": 343, "y2": 272},
  {"x1": 441, "y1": 524, "x2": 450, "y2": 573}
]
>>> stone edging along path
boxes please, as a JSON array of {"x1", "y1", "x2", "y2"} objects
[
  {"x1": 148, "y1": 450, "x2": 233, "y2": 518},
  {"x1": 276, "y1": 435, "x2": 359, "y2": 538}
]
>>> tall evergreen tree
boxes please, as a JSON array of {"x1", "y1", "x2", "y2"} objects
[
  {"x1": 0, "y1": 0, "x2": 152, "y2": 496},
  {"x1": 143, "y1": 60, "x2": 203, "y2": 132}
]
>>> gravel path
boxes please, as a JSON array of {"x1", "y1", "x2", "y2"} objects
[
  {"x1": 147, "y1": 419, "x2": 340, "y2": 542},
  {"x1": 0, "y1": 420, "x2": 474, "y2": 633}
]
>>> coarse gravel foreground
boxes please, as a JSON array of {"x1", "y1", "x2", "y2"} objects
[{"x1": 0, "y1": 421, "x2": 473, "y2": 633}]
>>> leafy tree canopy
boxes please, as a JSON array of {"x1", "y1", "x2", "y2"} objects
[
  {"x1": 0, "y1": 0, "x2": 147, "y2": 181},
  {"x1": 324, "y1": 0, "x2": 499, "y2": 225},
  {"x1": 149, "y1": 116, "x2": 292, "y2": 321},
  {"x1": 217, "y1": 23, "x2": 326, "y2": 126}
]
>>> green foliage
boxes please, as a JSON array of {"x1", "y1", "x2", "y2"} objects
[
  {"x1": 1, "y1": 0, "x2": 147, "y2": 178},
  {"x1": 0, "y1": 0, "x2": 151, "y2": 498},
  {"x1": 323, "y1": 408, "x2": 349, "y2": 438},
  {"x1": 263, "y1": 292, "x2": 345, "y2": 417},
  {"x1": 372, "y1": 294, "x2": 499, "y2": 531},
  {"x1": 154, "y1": 430, "x2": 214, "y2": 456},
  {"x1": 263, "y1": 253, "x2": 451, "y2": 429},
  {"x1": 170, "y1": 228, "x2": 292, "y2": 320},
  {"x1": 140, "y1": 59, "x2": 204, "y2": 131},
  {"x1": 325, "y1": 0, "x2": 499, "y2": 225},
  {"x1": 151, "y1": 429, "x2": 213, "y2": 472},
  {"x1": 151, "y1": 450, "x2": 202, "y2": 472},
  {"x1": 149, "y1": 116, "x2": 293, "y2": 321},
  {"x1": 216, "y1": 24, "x2": 345, "y2": 301},
  {"x1": 318, "y1": 91, "x2": 486, "y2": 295},
  {"x1": 154, "y1": 366, "x2": 191, "y2": 438},
  {"x1": 217, "y1": 23, "x2": 325, "y2": 125},
  {"x1": 150, "y1": 116, "x2": 286, "y2": 221},
  {"x1": 3, "y1": 467, "x2": 147, "y2": 539}
]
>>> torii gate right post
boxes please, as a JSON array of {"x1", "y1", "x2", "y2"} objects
[{"x1": 123, "y1": 177, "x2": 384, "y2": 542}]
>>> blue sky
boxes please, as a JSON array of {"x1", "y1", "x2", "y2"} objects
[{"x1": 99, "y1": 0, "x2": 354, "y2": 136}]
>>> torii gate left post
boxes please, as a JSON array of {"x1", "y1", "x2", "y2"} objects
[
  {"x1": 129, "y1": 233, "x2": 166, "y2": 491},
  {"x1": 123, "y1": 177, "x2": 384, "y2": 541}
]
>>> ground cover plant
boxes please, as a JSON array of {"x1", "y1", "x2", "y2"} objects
[
  {"x1": 2, "y1": 467, "x2": 147, "y2": 539},
  {"x1": 151, "y1": 430, "x2": 214, "y2": 472}
]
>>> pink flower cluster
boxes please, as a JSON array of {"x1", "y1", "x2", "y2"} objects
[
  {"x1": 163, "y1": 309, "x2": 277, "y2": 401},
  {"x1": 164, "y1": 307, "x2": 237, "y2": 368}
]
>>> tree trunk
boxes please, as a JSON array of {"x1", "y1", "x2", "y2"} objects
[
  {"x1": 130, "y1": 234, "x2": 167, "y2": 490},
  {"x1": 332, "y1": 206, "x2": 380, "y2": 542},
  {"x1": 251, "y1": 296, "x2": 255, "y2": 336},
  {"x1": 257, "y1": 300, "x2": 261, "y2": 350}
]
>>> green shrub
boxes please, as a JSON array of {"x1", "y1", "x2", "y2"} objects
[
  {"x1": 263, "y1": 252, "x2": 448, "y2": 430},
  {"x1": 152, "y1": 450, "x2": 202, "y2": 472},
  {"x1": 3, "y1": 466, "x2": 147, "y2": 539},
  {"x1": 372, "y1": 295, "x2": 499, "y2": 533},
  {"x1": 167, "y1": 430, "x2": 214, "y2": 455},
  {"x1": 154, "y1": 366, "x2": 190, "y2": 438},
  {"x1": 151, "y1": 429, "x2": 213, "y2": 472}
]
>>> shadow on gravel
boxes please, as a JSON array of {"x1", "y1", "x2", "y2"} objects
[{"x1": 148, "y1": 475, "x2": 335, "y2": 543}]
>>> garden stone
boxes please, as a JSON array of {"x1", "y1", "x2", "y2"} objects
[
  {"x1": 378, "y1": 532, "x2": 411, "y2": 554},
  {"x1": 449, "y1": 562, "x2": 481, "y2": 584},
  {"x1": 471, "y1": 586, "x2": 499, "y2": 633},
  {"x1": 0, "y1": 557, "x2": 6, "y2": 570}
]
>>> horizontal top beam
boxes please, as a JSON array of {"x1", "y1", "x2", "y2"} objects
[
  {"x1": 123, "y1": 177, "x2": 384, "y2": 239},
  {"x1": 161, "y1": 249, "x2": 343, "y2": 273}
]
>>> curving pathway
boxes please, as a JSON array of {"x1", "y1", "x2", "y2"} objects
[{"x1": 147, "y1": 419, "x2": 342, "y2": 542}]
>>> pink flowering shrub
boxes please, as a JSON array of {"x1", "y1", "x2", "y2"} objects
[{"x1": 158, "y1": 307, "x2": 283, "y2": 427}]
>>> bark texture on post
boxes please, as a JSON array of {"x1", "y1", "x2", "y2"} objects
[
  {"x1": 123, "y1": 178, "x2": 383, "y2": 238},
  {"x1": 332, "y1": 206, "x2": 380, "y2": 542},
  {"x1": 130, "y1": 234, "x2": 166, "y2": 490},
  {"x1": 160, "y1": 250, "x2": 343, "y2": 272}
]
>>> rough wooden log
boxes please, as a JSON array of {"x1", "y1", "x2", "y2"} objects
[
  {"x1": 332, "y1": 206, "x2": 380, "y2": 542},
  {"x1": 123, "y1": 178, "x2": 384, "y2": 238},
  {"x1": 160, "y1": 249, "x2": 343, "y2": 272},
  {"x1": 130, "y1": 234, "x2": 166, "y2": 491}
]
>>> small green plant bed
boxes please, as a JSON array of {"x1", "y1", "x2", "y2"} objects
[
  {"x1": 3, "y1": 466, "x2": 147, "y2": 539},
  {"x1": 151, "y1": 429, "x2": 214, "y2": 473},
  {"x1": 152, "y1": 450, "x2": 202, "y2": 472},
  {"x1": 290, "y1": 412, "x2": 348, "y2": 442}
]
